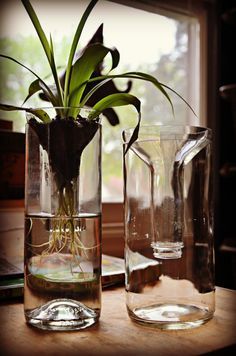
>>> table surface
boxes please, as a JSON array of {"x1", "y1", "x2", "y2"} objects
[{"x1": 0, "y1": 286, "x2": 236, "y2": 355}]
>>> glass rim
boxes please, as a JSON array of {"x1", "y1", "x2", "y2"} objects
[
  {"x1": 25, "y1": 105, "x2": 101, "y2": 124},
  {"x1": 122, "y1": 124, "x2": 212, "y2": 143},
  {"x1": 24, "y1": 105, "x2": 95, "y2": 111}
]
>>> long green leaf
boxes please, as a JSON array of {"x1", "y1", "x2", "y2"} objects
[
  {"x1": 21, "y1": 0, "x2": 63, "y2": 106},
  {"x1": 64, "y1": 0, "x2": 99, "y2": 105},
  {"x1": 23, "y1": 79, "x2": 59, "y2": 106},
  {"x1": 21, "y1": 0, "x2": 51, "y2": 64},
  {"x1": 157, "y1": 82, "x2": 197, "y2": 116},
  {"x1": 0, "y1": 54, "x2": 57, "y2": 105},
  {"x1": 0, "y1": 104, "x2": 51, "y2": 123},
  {"x1": 85, "y1": 72, "x2": 174, "y2": 114},
  {"x1": 68, "y1": 44, "x2": 120, "y2": 117},
  {"x1": 126, "y1": 71, "x2": 174, "y2": 114},
  {"x1": 85, "y1": 71, "x2": 197, "y2": 117},
  {"x1": 85, "y1": 72, "x2": 196, "y2": 152},
  {"x1": 49, "y1": 33, "x2": 64, "y2": 105},
  {"x1": 89, "y1": 93, "x2": 141, "y2": 153},
  {"x1": 80, "y1": 78, "x2": 112, "y2": 107},
  {"x1": 125, "y1": 71, "x2": 196, "y2": 116},
  {"x1": 22, "y1": 79, "x2": 41, "y2": 105},
  {"x1": 89, "y1": 93, "x2": 140, "y2": 119}
]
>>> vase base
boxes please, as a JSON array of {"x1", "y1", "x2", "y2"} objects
[
  {"x1": 151, "y1": 241, "x2": 184, "y2": 259},
  {"x1": 128, "y1": 303, "x2": 213, "y2": 330},
  {"x1": 25, "y1": 299, "x2": 99, "y2": 331}
]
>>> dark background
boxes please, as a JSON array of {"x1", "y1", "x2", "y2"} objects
[{"x1": 215, "y1": 0, "x2": 236, "y2": 289}]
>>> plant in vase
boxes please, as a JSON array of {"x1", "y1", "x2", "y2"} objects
[{"x1": 0, "y1": 0, "x2": 193, "y2": 330}]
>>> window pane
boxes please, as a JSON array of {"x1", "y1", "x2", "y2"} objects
[{"x1": 101, "y1": 5, "x2": 200, "y2": 201}]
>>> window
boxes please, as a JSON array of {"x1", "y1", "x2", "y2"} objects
[{"x1": 0, "y1": 0, "x2": 210, "y2": 256}]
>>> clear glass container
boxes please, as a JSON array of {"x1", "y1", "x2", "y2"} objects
[
  {"x1": 24, "y1": 107, "x2": 101, "y2": 330},
  {"x1": 123, "y1": 125, "x2": 215, "y2": 330}
]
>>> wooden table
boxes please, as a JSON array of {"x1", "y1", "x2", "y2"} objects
[{"x1": 0, "y1": 286, "x2": 235, "y2": 355}]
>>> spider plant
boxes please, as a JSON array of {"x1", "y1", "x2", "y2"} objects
[
  {"x1": 0, "y1": 0, "x2": 193, "y2": 257},
  {"x1": 0, "y1": 0, "x2": 193, "y2": 149}
]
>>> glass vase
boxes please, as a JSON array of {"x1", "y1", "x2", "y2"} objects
[
  {"x1": 123, "y1": 125, "x2": 215, "y2": 330},
  {"x1": 24, "y1": 107, "x2": 101, "y2": 330}
]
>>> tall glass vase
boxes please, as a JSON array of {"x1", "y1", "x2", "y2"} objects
[
  {"x1": 24, "y1": 107, "x2": 101, "y2": 330},
  {"x1": 123, "y1": 125, "x2": 215, "y2": 330}
]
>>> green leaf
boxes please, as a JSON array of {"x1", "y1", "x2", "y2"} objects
[
  {"x1": 89, "y1": 93, "x2": 141, "y2": 153},
  {"x1": 124, "y1": 114, "x2": 141, "y2": 154},
  {"x1": 49, "y1": 33, "x2": 64, "y2": 105},
  {"x1": 89, "y1": 93, "x2": 140, "y2": 118},
  {"x1": 0, "y1": 104, "x2": 51, "y2": 123},
  {"x1": 125, "y1": 71, "x2": 196, "y2": 116},
  {"x1": 80, "y1": 78, "x2": 112, "y2": 107},
  {"x1": 22, "y1": 79, "x2": 41, "y2": 105},
  {"x1": 85, "y1": 71, "x2": 196, "y2": 152},
  {"x1": 85, "y1": 72, "x2": 175, "y2": 115},
  {"x1": 125, "y1": 71, "x2": 174, "y2": 114},
  {"x1": 157, "y1": 82, "x2": 197, "y2": 117},
  {"x1": 68, "y1": 44, "x2": 120, "y2": 117},
  {"x1": 0, "y1": 104, "x2": 22, "y2": 111},
  {"x1": 21, "y1": 0, "x2": 51, "y2": 64},
  {"x1": 27, "y1": 108, "x2": 51, "y2": 123},
  {"x1": 21, "y1": 0, "x2": 63, "y2": 106},
  {"x1": 107, "y1": 46, "x2": 120, "y2": 71},
  {"x1": 84, "y1": 71, "x2": 196, "y2": 117},
  {"x1": 0, "y1": 54, "x2": 57, "y2": 105},
  {"x1": 63, "y1": 0, "x2": 99, "y2": 105}
]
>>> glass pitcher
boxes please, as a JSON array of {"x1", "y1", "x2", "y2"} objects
[{"x1": 123, "y1": 125, "x2": 214, "y2": 330}]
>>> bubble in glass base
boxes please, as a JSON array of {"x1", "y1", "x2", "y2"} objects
[
  {"x1": 25, "y1": 299, "x2": 99, "y2": 331},
  {"x1": 151, "y1": 241, "x2": 184, "y2": 259},
  {"x1": 128, "y1": 303, "x2": 213, "y2": 330}
]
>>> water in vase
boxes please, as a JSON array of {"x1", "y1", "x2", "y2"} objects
[{"x1": 24, "y1": 214, "x2": 101, "y2": 330}]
